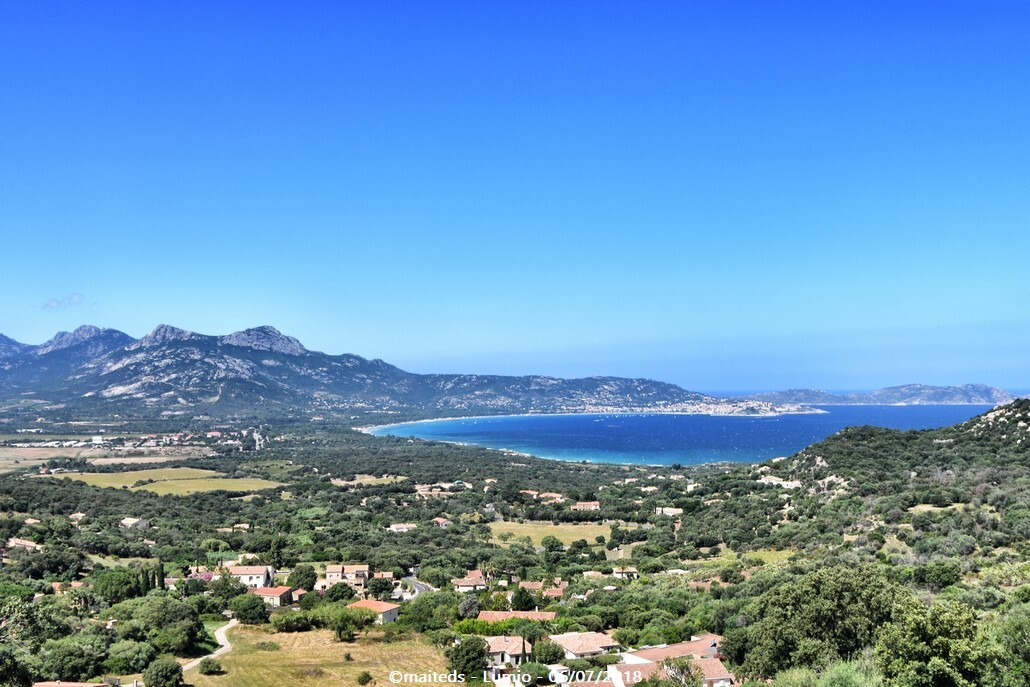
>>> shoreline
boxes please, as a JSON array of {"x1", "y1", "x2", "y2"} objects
[
  {"x1": 355, "y1": 403, "x2": 995, "y2": 467},
  {"x1": 367, "y1": 432, "x2": 751, "y2": 469},
  {"x1": 355, "y1": 401, "x2": 996, "y2": 435},
  {"x1": 354, "y1": 406, "x2": 829, "y2": 435}
]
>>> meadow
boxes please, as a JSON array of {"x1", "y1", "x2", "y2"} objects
[
  {"x1": 489, "y1": 520, "x2": 615, "y2": 546},
  {"x1": 185, "y1": 627, "x2": 447, "y2": 687},
  {"x1": 45, "y1": 467, "x2": 283, "y2": 494}
]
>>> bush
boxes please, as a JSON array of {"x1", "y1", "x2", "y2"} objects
[
  {"x1": 254, "y1": 641, "x2": 280, "y2": 651},
  {"x1": 198, "y1": 657, "x2": 224, "y2": 675},
  {"x1": 357, "y1": 670, "x2": 374, "y2": 685},
  {"x1": 104, "y1": 640, "x2": 157, "y2": 675},
  {"x1": 326, "y1": 583, "x2": 356, "y2": 602},
  {"x1": 142, "y1": 656, "x2": 184, "y2": 687},
  {"x1": 271, "y1": 611, "x2": 313, "y2": 632},
  {"x1": 230, "y1": 594, "x2": 270, "y2": 625}
]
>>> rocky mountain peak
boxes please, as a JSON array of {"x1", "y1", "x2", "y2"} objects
[
  {"x1": 0, "y1": 333, "x2": 31, "y2": 359},
  {"x1": 35, "y1": 325, "x2": 123, "y2": 355},
  {"x1": 220, "y1": 326, "x2": 307, "y2": 356},
  {"x1": 137, "y1": 324, "x2": 202, "y2": 347}
]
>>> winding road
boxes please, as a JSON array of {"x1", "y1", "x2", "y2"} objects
[{"x1": 182, "y1": 618, "x2": 239, "y2": 673}]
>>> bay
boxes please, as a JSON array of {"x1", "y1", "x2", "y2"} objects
[{"x1": 370, "y1": 405, "x2": 994, "y2": 465}]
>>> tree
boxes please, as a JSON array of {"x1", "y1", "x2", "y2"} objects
[
  {"x1": 198, "y1": 657, "x2": 224, "y2": 675},
  {"x1": 104, "y1": 640, "x2": 157, "y2": 675},
  {"x1": 998, "y1": 607, "x2": 1030, "y2": 687},
  {"x1": 288, "y1": 564, "x2": 317, "y2": 591},
  {"x1": 874, "y1": 600, "x2": 1002, "y2": 687},
  {"x1": 727, "y1": 565, "x2": 903, "y2": 678},
  {"x1": 230, "y1": 594, "x2": 269, "y2": 624},
  {"x1": 533, "y1": 639, "x2": 565, "y2": 665},
  {"x1": 93, "y1": 568, "x2": 141, "y2": 605},
  {"x1": 445, "y1": 636, "x2": 488, "y2": 678},
  {"x1": 511, "y1": 587, "x2": 536, "y2": 612},
  {"x1": 326, "y1": 582, "x2": 356, "y2": 603},
  {"x1": 209, "y1": 574, "x2": 248, "y2": 606},
  {"x1": 143, "y1": 656, "x2": 184, "y2": 687},
  {"x1": 0, "y1": 645, "x2": 32, "y2": 687},
  {"x1": 368, "y1": 577, "x2": 395, "y2": 600},
  {"x1": 38, "y1": 634, "x2": 108, "y2": 682},
  {"x1": 330, "y1": 607, "x2": 377, "y2": 642},
  {"x1": 458, "y1": 595, "x2": 481, "y2": 619}
]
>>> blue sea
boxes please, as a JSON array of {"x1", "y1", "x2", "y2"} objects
[{"x1": 370, "y1": 405, "x2": 994, "y2": 465}]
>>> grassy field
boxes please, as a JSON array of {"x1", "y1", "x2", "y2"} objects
[
  {"x1": 489, "y1": 520, "x2": 614, "y2": 546},
  {"x1": 332, "y1": 474, "x2": 408, "y2": 487},
  {"x1": 0, "y1": 446, "x2": 97, "y2": 473},
  {"x1": 139, "y1": 477, "x2": 283, "y2": 495},
  {"x1": 45, "y1": 467, "x2": 282, "y2": 494},
  {"x1": 186, "y1": 627, "x2": 448, "y2": 687}
]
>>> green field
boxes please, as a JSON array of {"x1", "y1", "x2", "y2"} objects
[
  {"x1": 489, "y1": 520, "x2": 616, "y2": 546},
  {"x1": 186, "y1": 627, "x2": 447, "y2": 687},
  {"x1": 139, "y1": 477, "x2": 283, "y2": 495},
  {"x1": 46, "y1": 467, "x2": 282, "y2": 494}
]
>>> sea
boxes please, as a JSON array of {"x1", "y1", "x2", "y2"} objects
[{"x1": 369, "y1": 405, "x2": 994, "y2": 466}]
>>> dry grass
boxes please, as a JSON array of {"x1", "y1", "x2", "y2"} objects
[
  {"x1": 139, "y1": 477, "x2": 282, "y2": 496},
  {"x1": 489, "y1": 520, "x2": 615, "y2": 546},
  {"x1": 186, "y1": 627, "x2": 447, "y2": 687},
  {"x1": 44, "y1": 467, "x2": 282, "y2": 495},
  {"x1": 47, "y1": 467, "x2": 221, "y2": 488},
  {"x1": 331, "y1": 474, "x2": 408, "y2": 487},
  {"x1": 0, "y1": 449, "x2": 56, "y2": 474},
  {"x1": 908, "y1": 503, "x2": 967, "y2": 513}
]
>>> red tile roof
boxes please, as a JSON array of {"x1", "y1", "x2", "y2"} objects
[
  {"x1": 248, "y1": 586, "x2": 293, "y2": 597},
  {"x1": 485, "y1": 635, "x2": 533, "y2": 655},
  {"x1": 348, "y1": 599, "x2": 401, "y2": 614},
  {"x1": 549, "y1": 631, "x2": 620, "y2": 656},
  {"x1": 625, "y1": 634, "x2": 723, "y2": 662},
  {"x1": 477, "y1": 610, "x2": 556, "y2": 622}
]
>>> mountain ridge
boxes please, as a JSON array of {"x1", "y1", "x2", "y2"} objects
[
  {"x1": 740, "y1": 383, "x2": 1015, "y2": 406},
  {"x1": 0, "y1": 325, "x2": 1019, "y2": 419}
]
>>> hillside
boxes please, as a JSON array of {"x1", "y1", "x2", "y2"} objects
[
  {"x1": 744, "y1": 383, "x2": 1015, "y2": 406},
  {"x1": 0, "y1": 324, "x2": 749, "y2": 419}
]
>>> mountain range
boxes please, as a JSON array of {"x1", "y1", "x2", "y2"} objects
[
  {"x1": 738, "y1": 384, "x2": 1016, "y2": 406},
  {"x1": 0, "y1": 325, "x2": 1017, "y2": 419}
]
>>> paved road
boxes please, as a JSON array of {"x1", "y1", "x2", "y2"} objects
[
  {"x1": 182, "y1": 618, "x2": 239, "y2": 673},
  {"x1": 404, "y1": 576, "x2": 435, "y2": 598}
]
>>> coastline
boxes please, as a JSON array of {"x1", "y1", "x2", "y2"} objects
[
  {"x1": 354, "y1": 405, "x2": 829, "y2": 435},
  {"x1": 356, "y1": 404, "x2": 994, "y2": 467}
]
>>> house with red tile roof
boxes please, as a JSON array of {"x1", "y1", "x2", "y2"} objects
[
  {"x1": 326, "y1": 563, "x2": 369, "y2": 590},
  {"x1": 485, "y1": 635, "x2": 533, "y2": 677},
  {"x1": 477, "y1": 610, "x2": 556, "y2": 622},
  {"x1": 247, "y1": 585, "x2": 295, "y2": 608},
  {"x1": 227, "y1": 565, "x2": 275, "y2": 588},
  {"x1": 347, "y1": 598, "x2": 401, "y2": 624},
  {"x1": 549, "y1": 631, "x2": 622, "y2": 659},
  {"x1": 610, "y1": 633, "x2": 734, "y2": 687}
]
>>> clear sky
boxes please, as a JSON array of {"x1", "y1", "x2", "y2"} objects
[{"x1": 2, "y1": 2, "x2": 1028, "y2": 391}]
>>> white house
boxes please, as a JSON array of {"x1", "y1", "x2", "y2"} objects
[
  {"x1": 227, "y1": 565, "x2": 275, "y2": 588},
  {"x1": 247, "y1": 586, "x2": 294, "y2": 608},
  {"x1": 347, "y1": 598, "x2": 401, "y2": 624},
  {"x1": 485, "y1": 636, "x2": 533, "y2": 678},
  {"x1": 120, "y1": 517, "x2": 149, "y2": 530}
]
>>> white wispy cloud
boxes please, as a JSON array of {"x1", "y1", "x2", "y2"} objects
[{"x1": 42, "y1": 292, "x2": 86, "y2": 310}]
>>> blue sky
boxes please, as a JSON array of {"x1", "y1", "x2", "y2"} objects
[{"x1": 2, "y1": 2, "x2": 1028, "y2": 391}]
